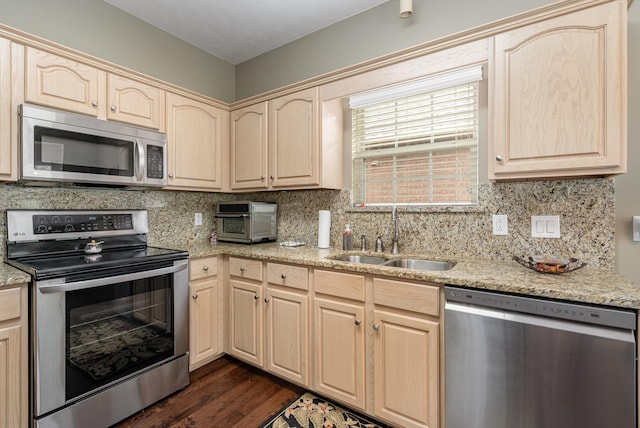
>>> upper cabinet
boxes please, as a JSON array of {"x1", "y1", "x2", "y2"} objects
[
  {"x1": 489, "y1": 0, "x2": 626, "y2": 180},
  {"x1": 230, "y1": 87, "x2": 343, "y2": 191},
  {"x1": 165, "y1": 92, "x2": 229, "y2": 191},
  {"x1": 0, "y1": 37, "x2": 22, "y2": 181},
  {"x1": 25, "y1": 47, "x2": 164, "y2": 130}
]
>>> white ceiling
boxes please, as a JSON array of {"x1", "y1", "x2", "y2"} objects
[{"x1": 104, "y1": 0, "x2": 390, "y2": 65}]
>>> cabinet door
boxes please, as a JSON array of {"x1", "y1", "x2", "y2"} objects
[
  {"x1": 166, "y1": 92, "x2": 226, "y2": 190},
  {"x1": 25, "y1": 47, "x2": 103, "y2": 116},
  {"x1": 0, "y1": 37, "x2": 20, "y2": 180},
  {"x1": 107, "y1": 74, "x2": 163, "y2": 129},
  {"x1": 0, "y1": 325, "x2": 22, "y2": 428},
  {"x1": 189, "y1": 277, "x2": 219, "y2": 370},
  {"x1": 228, "y1": 279, "x2": 263, "y2": 367},
  {"x1": 265, "y1": 288, "x2": 309, "y2": 387},
  {"x1": 490, "y1": 1, "x2": 626, "y2": 179},
  {"x1": 269, "y1": 87, "x2": 320, "y2": 188},
  {"x1": 373, "y1": 310, "x2": 439, "y2": 428},
  {"x1": 230, "y1": 102, "x2": 269, "y2": 190},
  {"x1": 313, "y1": 297, "x2": 365, "y2": 410}
]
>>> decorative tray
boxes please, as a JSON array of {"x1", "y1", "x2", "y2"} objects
[{"x1": 512, "y1": 255, "x2": 587, "y2": 274}]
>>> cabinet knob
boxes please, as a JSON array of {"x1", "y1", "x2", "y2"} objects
[
  {"x1": 254, "y1": 294, "x2": 259, "y2": 300},
  {"x1": 260, "y1": 176, "x2": 265, "y2": 181},
  {"x1": 372, "y1": 323, "x2": 380, "y2": 331},
  {"x1": 110, "y1": 105, "x2": 117, "y2": 111},
  {"x1": 203, "y1": 265, "x2": 208, "y2": 271},
  {"x1": 496, "y1": 155, "x2": 504, "y2": 161},
  {"x1": 192, "y1": 294, "x2": 198, "y2": 300},
  {"x1": 354, "y1": 319, "x2": 361, "y2": 326},
  {"x1": 91, "y1": 100, "x2": 99, "y2": 107},
  {"x1": 281, "y1": 274, "x2": 287, "y2": 279},
  {"x1": 264, "y1": 297, "x2": 270, "y2": 303},
  {"x1": 270, "y1": 175, "x2": 274, "y2": 180},
  {"x1": 240, "y1": 266, "x2": 246, "y2": 272},
  {"x1": 169, "y1": 173, "x2": 174, "y2": 178}
]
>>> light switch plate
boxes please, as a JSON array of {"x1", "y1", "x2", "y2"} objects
[
  {"x1": 194, "y1": 212, "x2": 203, "y2": 226},
  {"x1": 633, "y1": 216, "x2": 640, "y2": 242},
  {"x1": 531, "y1": 215, "x2": 560, "y2": 238}
]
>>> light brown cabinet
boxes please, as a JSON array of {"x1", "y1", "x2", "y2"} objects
[
  {"x1": 230, "y1": 87, "x2": 343, "y2": 191},
  {"x1": 313, "y1": 269, "x2": 366, "y2": 410},
  {"x1": 25, "y1": 47, "x2": 164, "y2": 129},
  {"x1": 490, "y1": 0, "x2": 626, "y2": 180},
  {"x1": 0, "y1": 285, "x2": 28, "y2": 428},
  {"x1": 188, "y1": 257, "x2": 222, "y2": 370},
  {"x1": 372, "y1": 278, "x2": 440, "y2": 428},
  {"x1": 165, "y1": 92, "x2": 229, "y2": 191},
  {"x1": 0, "y1": 37, "x2": 21, "y2": 181}
]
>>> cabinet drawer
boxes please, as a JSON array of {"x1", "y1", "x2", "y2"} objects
[
  {"x1": 373, "y1": 278, "x2": 439, "y2": 316},
  {"x1": 0, "y1": 287, "x2": 21, "y2": 322},
  {"x1": 189, "y1": 257, "x2": 218, "y2": 281},
  {"x1": 267, "y1": 263, "x2": 308, "y2": 290},
  {"x1": 228, "y1": 257, "x2": 263, "y2": 282},
  {"x1": 314, "y1": 270, "x2": 365, "y2": 302}
]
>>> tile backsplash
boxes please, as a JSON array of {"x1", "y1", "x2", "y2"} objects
[{"x1": 0, "y1": 177, "x2": 615, "y2": 269}]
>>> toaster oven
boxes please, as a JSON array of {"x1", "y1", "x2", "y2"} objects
[{"x1": 215, "y1": 201, "x2": 277, "y2": 244}]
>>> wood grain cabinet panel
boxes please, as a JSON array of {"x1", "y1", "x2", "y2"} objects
[
  {"x1": 107, "y1": 73, "x2": 163, "y2": 129},
  {"x1": 230, "y1": 102, "x2": 269, "y2": 190},
  {"x1": 490, "y1": 0, "x2": 626, "y2": 179}
]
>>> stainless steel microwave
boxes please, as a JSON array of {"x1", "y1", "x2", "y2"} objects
[
  {"x1": 215, "y1": 201, "x2": 277, "y2": 244},
  {"x1": 19, "y1": 103, "x2": 167, "y2": 188}
]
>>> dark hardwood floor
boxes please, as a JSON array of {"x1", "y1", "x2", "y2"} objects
[{"x1": 112, "y1": 356, "x2": 305, "y2": 428}]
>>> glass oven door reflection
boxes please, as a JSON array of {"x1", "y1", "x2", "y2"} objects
[{"x1": 65, "y1": 276, "x2": 174, "y2": 402}]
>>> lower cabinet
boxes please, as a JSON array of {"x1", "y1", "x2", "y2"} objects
[
  {"x1": 0, "y1": 284, "x2": 28, "y2": 428},
  {"x1": 227, "y1": 258, "x2": 311, "y2": 387},
  {"x1": 188, "y1": 257, "x2": 223, "y2": 370}
]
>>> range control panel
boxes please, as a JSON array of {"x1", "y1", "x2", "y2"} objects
[
  {"x1": 32, "y1": 213, "x2": 134, "y2": 235},
  {"x1": 6, "y1": 210, "x2": 148, "y2": 242}
]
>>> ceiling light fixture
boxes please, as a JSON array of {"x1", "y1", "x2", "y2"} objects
[{"x1": 400, "y1": 0, "x2": 413, "y2": 18}]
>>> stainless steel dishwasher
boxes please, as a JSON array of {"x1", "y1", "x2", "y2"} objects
[{"x1": 444, "y1": 286, "x2": 637, "y2": 428}]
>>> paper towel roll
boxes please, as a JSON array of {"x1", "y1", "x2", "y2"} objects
[{"x1": 318, "y1": 210, "x2": 331, "y2": 248}]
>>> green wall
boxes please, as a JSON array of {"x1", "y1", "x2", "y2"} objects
[{"x1": 0, "y1": 0, "x2": 235, "y2": 102}]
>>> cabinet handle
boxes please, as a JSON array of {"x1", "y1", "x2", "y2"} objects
[
  {"x1": 240, "y1": 267, "x2": 246, "y2": 272},
  {"x1": 372, "y1": 323, "x2": 380, "y2": 331},
  {"x1": 264, "y1": 297, "x2": 270, "y2": 303},
  {"x1": 496, "y1": 155, "x2": 504, "y2": 161},
  {"x1": 91, "y1": 100, "x2": 98, "y2": 107},
  {"x1": 203, "y1": 265, "x2": 208, "y2": 271},
  {"x1": 110, "y1": 105, "x2": 117, "y2": 111},
  {"x1": 281, "y1": 274, "x2": 287, "y2": 279},
  {"x1": 192, "y1": 294, "x2": 198, "y2": 299},
  {"x1": 354, "y1": 319, "x2": 361, "y2": 326},
  {"x1": 254, "y1": 294, "x2": 259, "y2": 300}
]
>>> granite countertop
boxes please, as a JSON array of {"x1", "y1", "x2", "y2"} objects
[
  {"x1": 186, "y1": 241, "x2": 640, "y2": 310},
  {"x1": 3, "y1": 241, "x2": 638, "y2": 310}
]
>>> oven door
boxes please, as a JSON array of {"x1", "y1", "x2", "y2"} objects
[
  {"x1": 32, "y1": 259, "x2": 188, "y2": 418},
  {"x1": 215, "y1": 213, "x2": 251, "y2": 243}
]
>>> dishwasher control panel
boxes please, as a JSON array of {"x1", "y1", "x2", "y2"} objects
[{"x1": 445, "y1": 286, "x2": 636, "y2": 330}]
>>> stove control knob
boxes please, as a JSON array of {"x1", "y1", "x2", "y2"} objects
[{"x1": 37, "y1": 225, "x2": 47, "y2": 233}]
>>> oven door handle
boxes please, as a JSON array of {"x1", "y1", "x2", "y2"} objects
[
  {"x1": 36, "y1": 260, "x2": 188, "y2": 293},
  {"x1": 214, "y1": 213, "x2": 250, "y2": 218}
]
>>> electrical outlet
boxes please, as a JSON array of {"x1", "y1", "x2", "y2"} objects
[
  {"x1": 194, "y1": 212, "x2": 203, "y2": 226},
  {"x1": 492, "y1": 215, "x2": 508, "y2": 235}
]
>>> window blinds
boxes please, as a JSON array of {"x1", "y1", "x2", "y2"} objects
[{"x1": 350, "y1": 66, "x2": 482, "y2": 206}]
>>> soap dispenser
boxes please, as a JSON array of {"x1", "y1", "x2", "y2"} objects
[{"x1": 343, "y1": 224, "x2": 353, "y2": 250}]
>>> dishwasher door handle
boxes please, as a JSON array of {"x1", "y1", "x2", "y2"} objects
[{"x1": 445, "y1": 301, "x2": 635, "y2": 343}]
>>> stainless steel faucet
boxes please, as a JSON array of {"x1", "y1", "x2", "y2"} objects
[
  {"x1": 360, "y1": 234, "x2": 367, "y2": 251},
  {"x1": 391, "y1": 206, "x2": 400, "y2": 254}
]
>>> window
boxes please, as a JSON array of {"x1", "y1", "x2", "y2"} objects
[{"x1": 350, "y1": 66, "x2": 482, "y2": 207}]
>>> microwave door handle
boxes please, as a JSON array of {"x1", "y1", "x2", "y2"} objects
[{"x1": 134, "y1": 140, "x2": 145, "y2": 181}]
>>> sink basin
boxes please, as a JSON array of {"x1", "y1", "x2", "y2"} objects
[
  {"x1": 383, "y1": 258, "x2": 455, "y2": 271},
  {"x1": 329, "y1": 255, "x2": 388, "y2": 265}
]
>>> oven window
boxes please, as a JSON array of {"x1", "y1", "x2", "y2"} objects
[
  {"x1": 65, "y1": 275, "x2": 174, "y2": 401},
  {"x1": 222, "y1": 217, "x2": 246, "y2": 234}
]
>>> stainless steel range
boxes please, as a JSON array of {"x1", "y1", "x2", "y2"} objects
[{"x1": 5, "y1": 209, "x2": 190, "y2": 428}]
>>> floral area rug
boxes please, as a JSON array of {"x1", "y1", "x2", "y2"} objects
[
  {"x1": 259, "y1": 392, "x2": 387, "y2": 428},
  {"x1": 67, "y1": 316, "x2": 172, "y2": 380}
]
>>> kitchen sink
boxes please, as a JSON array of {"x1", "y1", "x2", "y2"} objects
[
  {"x1": 382, "y1": 258, "x2": 455, "y2": 271},
  {"x1": 327, "y1": 254, "x2": 455, "y2": 271},
  {"x1": 329, "y1": 255, "x2": 388, "y2": 265}
]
